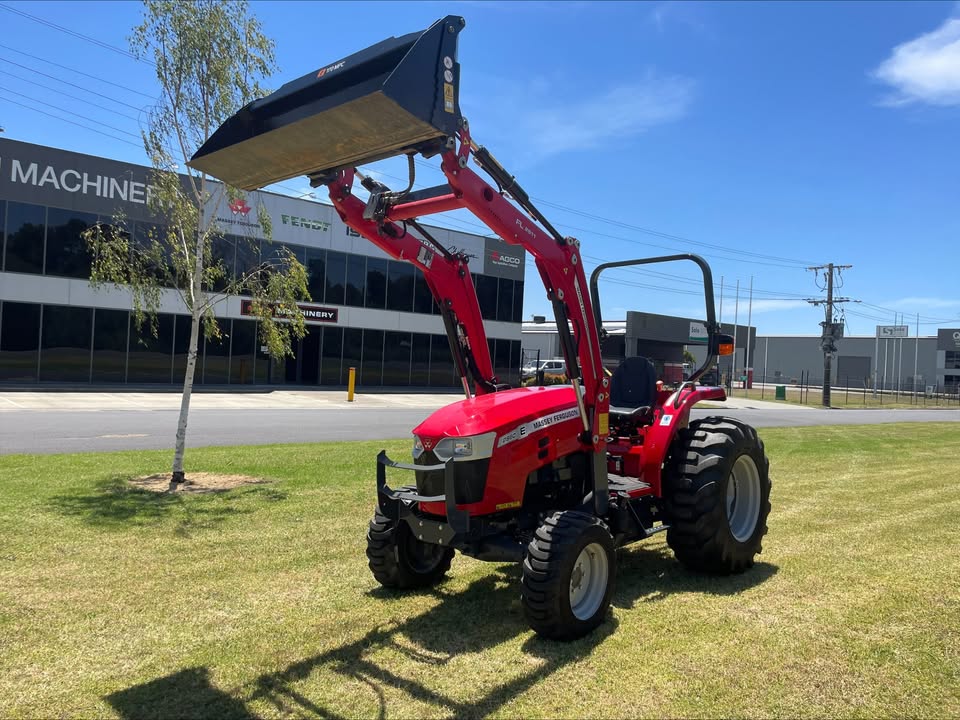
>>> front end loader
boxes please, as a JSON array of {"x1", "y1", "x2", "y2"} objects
[{"x1": 191, "y1": 16, "x2": 771, "y2": 641}]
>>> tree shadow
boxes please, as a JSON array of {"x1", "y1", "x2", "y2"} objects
[
  {"x1": 48, "y1": 476, "x2": 287, "y2": 534},
  {"x1": 106, "y1": 667, "x2": 255, "y2": 720},
  {"x1": 106, "y1": 550, "x2": 777, "y2": 719}
]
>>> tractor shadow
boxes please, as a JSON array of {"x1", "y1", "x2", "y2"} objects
[
  {"x1": 613, "y1": 543, "x2": 779, "y2": 607},
  {"x1": 246, "y1": 566, "x2": 619, "y2": 718},
  {"x1": 106, "y1": 551, "x2": 776, "y2": 719},
  {"x1": 48, "y1": 475, "x2": 287, "y2": 535},
  {"x1": 106, "y1": 566, "x2": 614, "y2": 720}
]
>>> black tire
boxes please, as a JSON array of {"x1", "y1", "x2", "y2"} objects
[
  {"x1": 366, "y1": 511, "x2": 454, "y2": 589},
  {"x1": 521, "y1": 510, "x2": 616, "y2": 641},
  {"x1": 664, "y1": 417, "x2": 772, "y2": 574}
]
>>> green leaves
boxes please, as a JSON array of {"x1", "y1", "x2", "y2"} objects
[{"x1": 85, "y1": 0, "x2": 307, "y2": 359}]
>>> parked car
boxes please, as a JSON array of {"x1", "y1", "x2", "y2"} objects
[{"x1": 520, "y1": 358, "x2": 568, "y2": 383}]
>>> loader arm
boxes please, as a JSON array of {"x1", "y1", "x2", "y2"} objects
[
  {"x1": 324, "y1": 167, "x2": 499, "y2": 396},
  {"x1": 189, "y1": 14, "x2": 610, "y2": 508}
]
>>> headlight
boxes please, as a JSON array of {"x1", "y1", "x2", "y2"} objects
[
  {"x1": 412, "y1": 435, "x2": 425, "y2": 460},
  {"x1": 432, "y1": 432, "x2": 496, "y2": 462}
]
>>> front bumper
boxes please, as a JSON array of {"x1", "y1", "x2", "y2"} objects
[{"x1": 376, "y1": 450, "x2": 469, "y2": 545}]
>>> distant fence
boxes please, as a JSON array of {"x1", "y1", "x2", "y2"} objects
[{"x1": 729, "y1": 370, "x2": 960, "y2": 407}]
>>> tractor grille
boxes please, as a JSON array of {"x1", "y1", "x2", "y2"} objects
[{"x1": 415, "y1": 451, "x2": 489, "y2": 505}]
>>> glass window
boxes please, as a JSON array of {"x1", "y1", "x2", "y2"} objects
[
  {"x1": 127, "y1": 314, "x2": 174, "y2": 383},
  {"x1": 512, "y1": 281, "x2": 524, "y2": 323},
  {"x1": 133, "y1": 222, "x2": 174, "y2": 288},
  {"x1": 92, "y1": 309, "x2": 128, "y2": 383},
  {"x1": 475, "y1": 274, "x2": 498, "y2": 321},
  {"x1": 202, "y1": 320, "x2": 231, "y2": 384},
  {"x1": 255, "y1": 325, "x2": 271, "y2": 385},
  {"x1": 230, "y1": 319, "x2": 257, "y2": 384},
  {"x1": 207, "y1": 235, "x2": 236, "y2": 292},
  {"x1": 496, "y1": 278, "x2": 513, "y2": 323},
  {"x1": 413, "y1": 272, "x2": 434, "y2": 315},
  {"x1": 305, "y1": 247, "x2": 326, "y2": 303},
  {"x1": 40, "y1": 305, "x2": 92, "y2": 382},
  {"x1": 234, "y1": 237, "x2": 260, "y2": 289},
  {"x1": 172, "y1": 315, "x2": 192, "y2": 381},
  {"x1": 4, "y1": 202, "x2": 45, "y2": 274},
  {"x1": 262, "y1": 241, "x2": 305, "y2": 276},
  {"x1": 325, "y1": 250, "x2": 346, "y2": 305},
  {"x1": 342, "y1": 328, "x2": 363, "y2": 386},
  {"x1": 45, "y1": 208, "x2": 96, "y2": 279},
  {"x1": 386, "y1": 260, "x2": 415, "y2": 313},
  {"x1": 510, "y1": 340, "x2": 522, "y2": 385},
  {"x1": 345, "y1": 254, "x2": 366, "y2": 307},
  {"x1": 361, "y1": 329, "x2": 384, "y2": 386},
  {"x1": 383, "y1": 331, "x2": 411, "y2": 386},
  {"x1": 411, "y1": 332, "x2": 430, "y2": 386},
  {"x1": 320, "y1": 326, "x2": 342, "y2": 385},
  {"x1": 494, "y1": 338, "x2": 513, "y2": 386},
  {"x1": 946, "y1": 351, "x2": 960, "y2": 370},
  {"x1": 366, "y1": 257, "x2": 388, "y2": 310},
  {"x1": 0, "y1": 301, "x2": 41, "y2": 382},
  {"x1": 429, "y1": 333, "x2": 456, "y2": 387},
  {"x1": 299, "y1": 327, "x2": 321, "y2": 385}
]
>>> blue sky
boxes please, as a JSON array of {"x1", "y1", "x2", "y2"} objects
[{"x1": 1, "y1": 1, "x2": 958, "y2": 336}]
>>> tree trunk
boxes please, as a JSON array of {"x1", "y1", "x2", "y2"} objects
[
  {"x1": 170, "y1": 228, "x2": 207, "y2": 489},
  {"x1": 170, "y1": 307, "x2": 201, "y2": 488}
]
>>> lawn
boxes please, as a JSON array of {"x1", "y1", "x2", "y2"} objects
[
  {"x1": 726, "y1": 385, "x2": 960, "y2": 409},
  {"x1": 1, "y1": 424, "x2": 959, "y2": 718}
]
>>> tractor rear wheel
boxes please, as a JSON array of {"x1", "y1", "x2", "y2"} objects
[
  {"x1": 366, "y1": 511, "x2": 454, "y2": 589},
  {"x1": 664, "y1": 417, "x2": 771, "y2": 574},
  {"x1": 521, "y1": 510, "x2": 616, "y2": 640}
]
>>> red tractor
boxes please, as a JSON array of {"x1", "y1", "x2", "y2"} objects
[{"x1": 191, "y1": 16, "x2": 771, "y2": 640}]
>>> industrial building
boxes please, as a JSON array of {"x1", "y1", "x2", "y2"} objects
[
  {"x1": 0, "y1": 138, "x2": 524, "y2": 387},
  {"x1": 523, "y1": 312, "x2": 756, "y2": 384},
  {"x1": 524, "y1": 317, "x2": 958, "y2": 393}
]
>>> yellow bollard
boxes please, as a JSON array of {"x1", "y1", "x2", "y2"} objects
[{"x1": 347, "y1": 366, "x2": 356, "y2": 402}]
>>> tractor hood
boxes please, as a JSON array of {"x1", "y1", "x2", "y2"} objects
[{"x1": 414, "y1": 386, "x2": 579, "y2": 442}]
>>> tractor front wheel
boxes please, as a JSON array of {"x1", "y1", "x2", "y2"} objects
[
  {"x1": 521, "y1": 510, "x2": 616, "y2": 641},
  {"x1": 366, "y1": 511, "x2": 454, "y2": 589},
  {"x1": 664, "y1": 417, "x2": 771, "y2": 574}
]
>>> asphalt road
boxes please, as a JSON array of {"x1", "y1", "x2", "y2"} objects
[{"x1": 2, "y1": 405, "x2": 958, "y2": 455}]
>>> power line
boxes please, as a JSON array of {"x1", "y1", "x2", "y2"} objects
[
  {"x1": 0, "y1": 42, "x2": 155, "y2": 98},
  {"x1": 806, "y1": 263, "x2": 854, "y2": 406},
  {"x1": 0, "y1": 58, "x2": 148, "y2": 112},
  {"x1": 0, "y1": 3, "x2": 144, "y2": 63},
  {"x1": 0, "y1": 96, "x2": 141, "y2": 148},
  {"x1": 0, "y1": 84, "x2": 141, "y2": 139},
  {"x1": 412, "y1": 158, "x2": 820, "y2": 268},
  {"x1": 0, "y1": 67, "x2": 146, "y2": 119}
]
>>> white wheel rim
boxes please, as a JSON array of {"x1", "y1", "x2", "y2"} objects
[
  {"x1": 569, "y1": 542, "x2": 609, "y2": 621},
  {"x1": 726, "y1": 454, "x2": 761, "y2": 542}
]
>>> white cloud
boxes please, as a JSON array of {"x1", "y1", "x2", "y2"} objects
[
  {"x1": 885, "y1": 296, "x2": 960, "y2": 310},
  {"x1": 525, "y1": 73, "x2": 694, "y2": 156},
  {"x1": 874, "y1": 17, "x2": 960, "y2": 106},
  {"x1": 464, "y1": 70, "x2": 694, "y2": 165},
  {"x1": 742, "y1": 300, "x2": 811, "y2": 314}
]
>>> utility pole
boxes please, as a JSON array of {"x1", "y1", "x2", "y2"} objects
[{"x1": 806, "y1": 263, "x2": 852, "y2": 407}]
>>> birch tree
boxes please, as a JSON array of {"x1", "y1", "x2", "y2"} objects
[{"x1": 85, "y1": 0, "x2": 308, "y2": 487}]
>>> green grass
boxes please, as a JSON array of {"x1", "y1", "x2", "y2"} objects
[
  {"x1": 1, "y1": 425, "x2": 959, "y2": 718},
  {"x1": 729, "y1": 385, "x2": 960, "y2": 409}
]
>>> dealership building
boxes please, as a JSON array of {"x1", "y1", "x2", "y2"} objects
[{"x1": 0, "y1": 138, "x2": 525, "y2": 387}]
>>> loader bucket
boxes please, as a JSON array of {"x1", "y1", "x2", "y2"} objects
[{"x1": 188, "y1": 16, "x2": 465, "y2": 191}]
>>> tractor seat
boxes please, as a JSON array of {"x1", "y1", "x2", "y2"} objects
[{"x1": 608, "y1": 356, "x2": 657, "y2": 426}]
